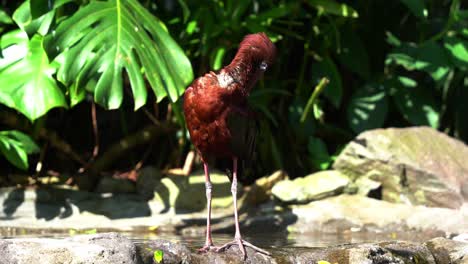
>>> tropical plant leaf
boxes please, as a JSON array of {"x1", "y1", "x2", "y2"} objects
[
  {"x1": 347, "y1": 83, "x2": 388, "y2": 134},
  {"x1": 44, "y1": 0, "x2": 193, "y2": 110},
  {"x1": 387, "y1": 40, "x2": 451, "y2": 82},
  {"x1": 13, "y1": 1, "x2": 55, "y2": 37},
  {"x1": 0, "y1": 9, "x2": 13, "y2": 25},
  {"x1": 0, "y1": 30, "x2": 67, "y2": 121},
  {"x1": 392, "y1": 76, "x2": 439, "y2": 128},
  {"x1": 210, "y1": 46, "x2": 225, "y2": 70},
  {"x1": 29, "y1": 0, "x2": 73, "y2": 19},
  {"x1": 444, "y1": 36, "x2": 468, "y2": 69},
  {"x1": 0, "y1": 130, "x2": 39, "y2": 170},
  {"x1": 244, "y1": 3, "x2": 295, "y2": 40},
  {"x1": 306, "y1": 0, "x2": 358, "y2": 18},
  {"x1": 400, "y1": 0, "x2": 428, "y2": 19},
  {"x1": 307, "y1": 136, "x2": 331, "y2": 170}
]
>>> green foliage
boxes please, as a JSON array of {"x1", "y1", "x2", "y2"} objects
[
  {"x1": 0, "y1": 0, "x2": 467, "y2": 182},
  {"x1": 347, "y1": 83, "x2": 388, "y2": 134},
  {"x1": 153, "y1": 249, "x2": 163, "y2": 263},
  {"x1": 0, "y1": 0, "x2": 192, "y2": 118},
  {"x1": 308, "y1": 0, "x2": 358, "y2": 18},
  {"x1": 0, "y1": 0, "x2": 192, "y2": 172},
  {"x1": 44, "y1": 0, "x2": 193, "y2": 108},
  {"x1": 0, "y1": 130, "x2": 39, "y2": 170},
  {"x1": 0, "y1": 30, "x2": 66, "y2": 121}
]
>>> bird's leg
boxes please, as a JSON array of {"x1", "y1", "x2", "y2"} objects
[
  {"x1": 198, "y1": 162, "x2": 215, "y2": 252},
  {"x1": 216, "y1": 157, "x2": 270, "y2": 258}
]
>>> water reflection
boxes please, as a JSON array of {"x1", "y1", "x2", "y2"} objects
[
  {"x1": 1, "y1": 227, "x2": 444, "y2": 249},
  {"x1": 130, "y1": 229, "x2": 443, "y2": 249}
]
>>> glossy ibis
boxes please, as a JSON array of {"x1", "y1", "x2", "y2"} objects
[{"x1": 183, "y1": 33, "x2": 276, "y2": 258}]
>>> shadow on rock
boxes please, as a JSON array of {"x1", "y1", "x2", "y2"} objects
[{"x1": 1, "y1": 187, "x2": 25, "y2": 219}]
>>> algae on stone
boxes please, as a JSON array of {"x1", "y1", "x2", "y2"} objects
[{"x1": 333, "y1": 127, "x2": 468, "y2": 208}]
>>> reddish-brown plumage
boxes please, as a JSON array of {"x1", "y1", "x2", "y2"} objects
[
  {"x1": 184, "y1": 32, "x2": 276, "y2": 162},
  {"x1": 183, "y1": 32, "x2": 275, "y2": 258}
]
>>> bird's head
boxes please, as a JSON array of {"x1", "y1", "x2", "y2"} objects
[{"x1": 236, "y1": 32, "x2": 276, "y2": 74}]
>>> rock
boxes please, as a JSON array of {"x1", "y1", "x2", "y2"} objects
[
  {"x1": 0, "y1": 232, "x2": 467, "y2": 264},
  {"x1": 425, "y1": 237, "x2": 468, "y2": 264},
  {"x1": 152, "y1": 170, "x2": 241, "y2": 213},
  {"x1": 0, "y1": 233, "x2": 138, "y2": 264},
  {"x1": 137, "y1": 239, "x2": 193, "y2": 264},
  {"x1": 454, "y1": 233, "x2": 468, "y2": 243},
  {"x1": 333, "y1": 126, "x2": 468, "y2": 208},
  {"x1": 245, "y1": 170, "x2": 288, "y2": 205},
  {"x1": 287, "y1": 241, "x2": 436, "y2": 264},
  {"x1": 138, "y1": 240, "x2": 275, "y2": 264},
  {"x1": 0, "y1": 187, "x2": 152, "y2": 229},
  {"x1": 271, "y1": 170, "x2": 350, "y2": 203},
  {"x1": 284, "y1": 194, "x2": 468, "y2": 234},
  {"x1": 95, "y1": 176, "x2": 136, "y2": 194},
  {"x1": 136, "y1": 166, "x2": 162, "y2": 200}
]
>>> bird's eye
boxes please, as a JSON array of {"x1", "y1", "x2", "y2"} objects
[{"x1": 260, "y1": 61, "x2": 268, "y2": 71}]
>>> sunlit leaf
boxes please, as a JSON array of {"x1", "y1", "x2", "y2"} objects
[
  {"x1": 306, "y1": 0, "x2": 358, "y2": 18},
  {"x1": 186, "y1": 20, "x2": 197, "y2": 35},
  {"x1": 0, "y1": 130, "x2": 39, "y2": 170},
  {"x1": 387, "y1": 41, "x2": 451, "y2": 82},
  {"x1": 347, "y1": 83, "x2": 388, "y2": 134},
  {"x1": 385, "y1": 31, "x2": 401, "y2": 47},
  {"x1": 308, "y1": 136, "x2": 331, "y2": 170},
  {"x1": 153, "y1": 249, "x2": 163, "y2": 263},
  {"x1": 444, "y1": 36, "x2": 468, "y2": 68},
  {"x1": 13, "y1": 1, "x2": 54, "y2": 37},
  {"x1": 0, "y1": 30, "x2": 67, "y2": 121},
  {"x1": 245, "y1": 3, "x2": 294, "y2": 39},
  {"x1": 392, "y1": 76, "x2": 439, "y2": 128},
  {"x1": 211, "y1": 47, "x2": 225, "y2": 70},
  {"x1": 400, "y1": 0, "x2": 428, "y2": 19},
  {"x1": 44, "y1": 0, "x2": 193, "y2": 109},
  {"x1": 0, "y1": 9, "x2": 13, "y2": 24}
]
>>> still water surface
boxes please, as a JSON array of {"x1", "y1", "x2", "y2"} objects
[
  {"x1": 1, "y1": 228, "x2": 443, "y2": 249},
  {"x1": 130, "y1": 230, "x2": 442, "y2": 249}
]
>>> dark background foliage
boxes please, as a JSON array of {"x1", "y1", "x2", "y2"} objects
[{"x1": 0, "y1": 0, "x2": 467, "y2": 187}]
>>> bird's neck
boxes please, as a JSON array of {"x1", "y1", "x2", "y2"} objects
[{"x1": 223, "y1": 58, "x2": 260, "y2": 95}]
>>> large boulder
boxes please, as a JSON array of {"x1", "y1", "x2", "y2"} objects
[
  {"x1": 333, "y1": 126, "x2": 468, "y2": 209},
  {"x1": 0, "y1": 233, "x2": 138, "y2": 264},
  {"x1": 152, "y1": 170, "x2": 240, "y2": 213},
  {"x1": 271, "y1": 170, "x2": 350, "y2": 204},
  {"x1": 285, "y1": 194, "x2": 468, "y2": 235},
  {"x1": 1, "y1": 233, "x2": 466, "y2": 264},
  {"x1": 425, "y1": 237, "x2": 468, "y2": 264}
]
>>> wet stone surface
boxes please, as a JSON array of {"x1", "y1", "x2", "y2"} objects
[{"x1": 0, "y1": 232, "x2": 467, "y2": 264}]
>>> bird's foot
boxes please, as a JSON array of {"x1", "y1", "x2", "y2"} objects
[
  {"x1": 197, "y1": 244, "x2": 218, "y2": 253},
  {"x1": 216, "y1": 237, "x2": 270, "y2": 259}
]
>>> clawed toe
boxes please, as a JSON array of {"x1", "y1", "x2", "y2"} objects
[
  {"x1": 197, "y1": 244, "x2": 217, "y2": 253},
  {"x1": 216, "y1": 238, "x2": 270, "y2": 258}
]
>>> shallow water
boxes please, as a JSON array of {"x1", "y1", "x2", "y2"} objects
[
  {"x1": 1, "y1": 227, "x2": 445, "y2": 249},
  {"x1": 130, "y1": 229, "x2": 444, "y2": 250}
]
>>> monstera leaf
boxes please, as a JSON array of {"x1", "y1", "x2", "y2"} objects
[
  {"x1": 0, "y1": 130, "x2": 39, "y2": 170},
  {"x1": 0, "y1": 30, "x2": 67, "y2": 121},
  {"x1": 44, "y1": 0, "x2": 193, "y2": 109}
]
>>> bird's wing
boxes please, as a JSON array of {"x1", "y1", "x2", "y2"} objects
[{"x1": 226, "y1": 107, "x2": 258, "y2": 161}]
